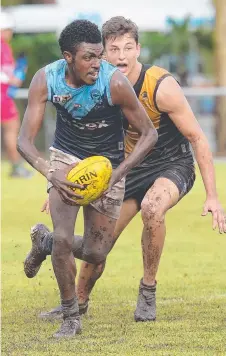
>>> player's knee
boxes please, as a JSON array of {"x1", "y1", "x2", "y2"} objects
[
  {"x1": 141, "y1": 197, "x2": 164, "y2": 223},
  {"x1": 52, "y1": 230, "x2": 73, "y2": 250},
  {"x1": 82, "y1": 249, "x2": 107, "y2": 264},
  {"x1": 96, "y1": 260, "x2": 106, "y2": 277}
]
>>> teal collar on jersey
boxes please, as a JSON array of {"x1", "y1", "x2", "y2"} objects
[{"x1": 45, "y1": 59, "x2": 118, "y2": 120}]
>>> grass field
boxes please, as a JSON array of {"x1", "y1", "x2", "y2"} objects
[{"x1": 2, "y1": 162, "x2": 226, "y2": 355}]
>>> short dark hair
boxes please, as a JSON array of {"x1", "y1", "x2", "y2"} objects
[
  {"x1": 102, "y1": 16, "x2": 139, "y2": 47},
  {"x1": 59, "y1": 19, "x2": 102, "y2": 54}
]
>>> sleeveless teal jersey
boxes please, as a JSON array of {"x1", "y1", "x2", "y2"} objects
[{"x1": 45, "y1": 59, "x2": 124, "y2": 167}]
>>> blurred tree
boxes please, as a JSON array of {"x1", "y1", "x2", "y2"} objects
[
  {"x1": 11, "y1": 33, "x2": 60, "y2": 141},
  {"x1": 214, "y1": 0, "x2": 226, "y2": 155},
  {"x1": 140, "y1": 17, "x2": 214, "y2": 82},
  {"x1": 140, "y1": 32, "x2": 171, "y2": 62},
  {"x1": 2, "y1": 0, "x2": 22, "y2": 5},
  {"x1": 11, "y1": 33, "x2": 60, "y2": 87},
  {"x1": 166, "y1": 16, "x2": 192, "y2": 85},
  {"x1": 2, "y1": 0, "x2": 55, "y2": 5},
  {"x1": 194, "y1": 28, "x2": 214, "y2": 74}
]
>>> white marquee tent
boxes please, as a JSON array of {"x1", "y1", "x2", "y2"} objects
[{"x1": 5, "y1": 0, "x2": 214, "y2": 33}]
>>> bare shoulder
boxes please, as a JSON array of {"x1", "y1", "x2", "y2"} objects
[
  {"x1": 110, "y1": 70, "x2": 136, "y2": 105},
  {"x1": 30, "y1": 67, "x2": 46, "y2": 89},
  {"x1": 157, "y1": 76, "x2": 182, "y2": 102},
  {"x1": 110, "y1": 69, "x2": 131, "y2": 90},
  {"x1": 156, "y1": 76, "x2": 185, "y2": 112},
  {"x1": 29, "y1": 67, "x2": 48, "y2": 101}
]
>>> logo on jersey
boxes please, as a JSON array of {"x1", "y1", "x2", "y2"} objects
[
  {"x1": 72, "y1": 120, "x2": 109, "y2": 130},
  {"x1": 90, "y1": 89, "x2": 102, "y2": 103},
  {"x1": 53, "y1": 94, "x2": 72, "y2": 104},
  {"x1": 58, "y1": 111, "x2": 111, "y2": 129},
  {"x1": 140, "y1": 91, "x2": 152, "y2": 110},
  {"x1": 141, "y1": 91, "x2": 148, "y2": 99},
  {"x1": 74, "y1": 103, "x2": 82, "y2": 109}
]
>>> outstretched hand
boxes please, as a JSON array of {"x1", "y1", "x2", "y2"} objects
[
  {"x1": 202, "y1": 197, "x2": 226, "y2": 234},
  {"x1": 41, "y1": 197, "x2": 50, "y2": 214}
]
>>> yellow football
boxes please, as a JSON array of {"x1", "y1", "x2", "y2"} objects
[{"x1": 67, "y1": 156, "x2": 112, "y2": 206}]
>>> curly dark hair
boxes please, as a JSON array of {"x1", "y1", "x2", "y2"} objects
[
  {"x1": 59, "y1": 20, "x2": 102, "y2": 54},
  {"x1": 102, "y1": 16, "x2": 139, "y2": 47}
]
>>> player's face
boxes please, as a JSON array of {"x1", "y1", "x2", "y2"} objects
[
  {"x1": 64, "y1": 42, "x2": 104, "y2": 86},
  {"x1": 104, "y1": 33, "x2": 140, "y2": 77}
]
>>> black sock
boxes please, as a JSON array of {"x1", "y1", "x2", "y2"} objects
[
  {"x1": 141, "y1": 279, "x2": 157, "y2": 289},
  {"x1": 62, "y1": 296, "x2": 79, "y2": 319}
]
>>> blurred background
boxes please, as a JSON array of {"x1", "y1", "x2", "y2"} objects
[
  {"x1": 2, "y1": 3, "x2": 226, "y2": 353},
  {"x1": 1, "y1": 0, "x2": 226, "y2": 157}
]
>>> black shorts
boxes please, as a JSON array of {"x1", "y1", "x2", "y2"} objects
[{"x1": 124, "y1": 155, "x2": 196, "y2": 208}]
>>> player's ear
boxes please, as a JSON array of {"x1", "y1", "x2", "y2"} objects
[
  {"x1": 102, "y1": 51, "x2": 107, "y2": 60},
  {"x1": 63, "y1": 51, "x2": 73, "y2": 64}
]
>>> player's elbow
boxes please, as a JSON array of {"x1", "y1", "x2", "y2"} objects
[
  {"x1": 17, "y1": 136, "x2": 23, "y2": 154},
  {"x1": 187, "y1": 131, "x2": 206, "y2": 148},
  {"x1": 17, "y1": 135, "x2": 28, "y2": 157},
  {"x1": 152, "y1": 128, "x2": 158, "y2": 145},
  {"x1": 145, "y1": 126, "x2": 158, "y2": 149}
]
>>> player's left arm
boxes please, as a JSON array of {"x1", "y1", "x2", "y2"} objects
[
  {"x1": 156, "y1": 76, "x2": 226, "y2": 234},
  {"x1": 110, "y1": 70, "x2": 158, "y2": 183}
]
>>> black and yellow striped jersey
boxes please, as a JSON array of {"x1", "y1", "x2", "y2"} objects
[{"x1": 125, "y1": 65, "x2": 192, "y2": 165}]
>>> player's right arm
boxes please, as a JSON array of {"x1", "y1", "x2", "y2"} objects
[
  {"x1": 156, "y1": 76, "x2": 226, "y2": 233},
  {"x1": 17, "y1": 68, "x2": 83, "y2": 204},
  {"x1": 17, "y1": 68, "x2": 49, "y2": 177}
]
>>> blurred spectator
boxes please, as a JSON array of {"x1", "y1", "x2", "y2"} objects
[
  {"x1": 1, "y1": 11, "x2": 33, "y2": 178},
  {"x1": 8, "y1": 52, "x2": 28, "y2": 99}
]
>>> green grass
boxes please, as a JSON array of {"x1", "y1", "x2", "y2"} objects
[{"x1": 2, "y1": 162, "x2": 226, "y2": 356}]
